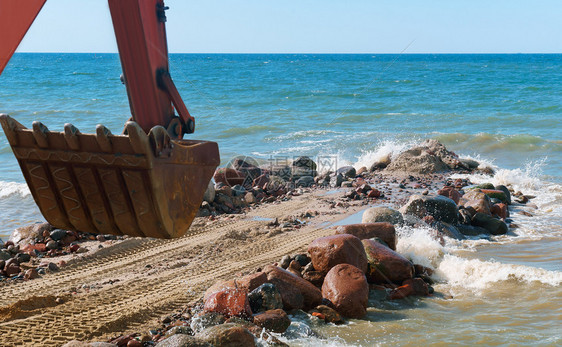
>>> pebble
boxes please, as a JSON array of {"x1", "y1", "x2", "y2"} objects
[{"x1": 46, "y1": 240, "x2": 58, "y2": 250}]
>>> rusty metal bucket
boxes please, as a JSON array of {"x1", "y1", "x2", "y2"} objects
[{"x1": 0, "y1": 114, "x2": 219, "y2": 238}]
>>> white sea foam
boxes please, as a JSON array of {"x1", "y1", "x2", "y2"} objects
[
  {"x1": 353, "y1": 139, "x2": 415, "y2": 170},
  {"x1": 437, "y1": 254, "x2": 562, "y2": 289},
  {"x1": 0, "y1": 181, "x2": 30, "y2": 198}
]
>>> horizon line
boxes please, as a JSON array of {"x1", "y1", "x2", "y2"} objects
[{"x1": 14, "y1": 51, "x2": 562, "y2": 55}]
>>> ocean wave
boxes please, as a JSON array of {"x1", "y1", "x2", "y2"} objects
[
  {"x1": 0, "y1": 181, "x2": 30, "y2": 198},
  {"x1": 216, "y1": 125, "x2": 278, "y2": 138},
  {"x1": 437, "y1": 254, "x2": 562, "y2": 289}
]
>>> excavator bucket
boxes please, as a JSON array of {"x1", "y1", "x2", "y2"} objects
[
  {"x1": 0, "y1": 0, "x2": 221, "y2": 238},
  {"x1": 0, "y1": 115, "x2": 219, "y2": 238}
]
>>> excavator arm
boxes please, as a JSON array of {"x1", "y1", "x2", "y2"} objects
[{"x1": 0, "y1": 0, "x2": 220, "y2": 238}]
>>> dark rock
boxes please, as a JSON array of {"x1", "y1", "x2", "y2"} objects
[
  {"x1": 308, "y1": 234, "x2": 368, "y2": 274},
  {"x1": 294, "y1": 254, "x2": 310, "y2": 267},
  {"x1": 362, "y1": 239, "x2": 414, "y2": 284},
  {"x1": 252, "y1": 174, "x2": 270, "y2": 189},
  {"x1": 190, "y1": 312, "x2": 226, "y2": 333},
  {"x1": 459, "y1": 158, "x2": 479, "y2": 169},
  {"x1": 295, "y1": 176, "x2": 315, "y2": 187},
  {"x1": 321, "y1": 264, "x2": 369, "y2": 319},
  {"x1": 49, "y1": 229, "x2": 67, "y2": 241},
  {"x1": 279, "y1": 255, "x2": 292, "y2": 269},
  {"x1": 230, "y1": 157, "x2": 262, "y2": 185},
  {"x1": 336, "y1": 166, "x2": 356, "y2": 178},
  {"x1": 292, "y1": 156, "x2": 317, "y2": 171},
  {"x1": 335, "y1": 223, "x2": 396, "y2": 250},
  {"x1": 434, "y1": 222, "x2": 465, "y2": 240},
  {"x1": 388, "y1": 278, "x2": 429, "y2": 300},
  {"x1": 263, "y1": 265, "x2": 322, "y2": 311},
  {"x1": 495, "y1": 185, "x2": 511, "y2": 204},
  {"x1": 46, "y1": 240, "x2": 58, "y2": 250},
  {"x1": 400, "y1": 194, "x2": 459, "y2": 224},
  {"x1": 0, "y1": 250, "x2": 12, "y2": 261},
  {"x1": 329, "y1": 173, "x2": 344, "y2": 188},
  {"x1": 15, "y1": 253, "x2": 31, "y2": 263},
  {"x1": 231, "y1": 184, "x2": 246, "y2": 197},
  {"x1": 457, "y1": 224, "x2": 490, "y2": 236},
  {"x1": 475, "y1": 183, "x2": 495, "y2": 190},
  {"x1": 480, "y1": 189, "x2": 509, "y2": 204},
  {"x1": 253, "y1": 309, "x2": 291, "y2": 333},
  {"x1": 471, "y1": 213, "x2": 508, "y2": 235},
  {"x1": 248, "y1": 283, "x2": 283, "y2": 313},
  {"x1": 197, "y1": 323, "x2": 256, "y2": 347}
]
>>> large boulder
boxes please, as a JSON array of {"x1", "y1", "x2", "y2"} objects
[
  {"x1": 361, "y1": 207, "x2": 403, "y2": 225},
  {"x1": 362, "y1": 239, "x2": 414, "y2": 284},
  {"x1": 263, "y1": 265, "x2": 322, "y2": 310},
  {"x1": 336, "y1": 166, "x2": 356, "y2": 178},
  {"x1": 471, "y1": 213, "x2": 508, "y2": 235},
  {"x1": 213, "y1": 168, "x2": 245, "y2": 187},
  {"x1": 321, "y1": 264, "x2": 369, "y2": 319},
  {"x1": 385, "y1": 147, "x2": 449, "y2": 174},
  {"x1": 495, "y1": 185, "x2": 511, "y2": 204},
  {"x1": 307, "y1": 234, "x2": 368, "y2": 274},
  {"x1": 400, "y1": 195, "x2": 459, "y2": 224},
  {"x1": 9, "y1": 222, "x2": 52, "y2": 245},
  {"x1": 197, "y1": 323, "x2": 256, "y2": 347},
  {"x1": 335, "y1": 223, "x2": 396, "y2": 250},
  {"x1": 252, "y1": 309, "x2": 291, "y2": 333},
  {"x1": 292, "y1": 156, "x2": 317, "y2": 179},
  {"x1": 229, "y1": 157, "x2": 262, "y2": 185},
  {"x1": 420, "y1": 139, "x2": 463, "y2": 170}
]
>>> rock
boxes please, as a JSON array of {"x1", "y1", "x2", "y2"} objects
[
  {"x1": 321, "y1": 264, "x2": 369, "y2": 319},
  {"x1": 204, "y1": 272, "x2": 267, "y2": 301},
  {"x1": 24, "y1": 268, "x2": 40, "y2": 280},
  {"x1": 480, "y1": 189, "x2": 508, "y2": 204},
  {"x1": 190, "y1": 312, "x2": 226, "y2": 333},
  {"x1": 471, "y1": 213, "x2": 508, "y2": 235},
  {"x1": 301, "y1": 271, "x2": 325, "y2": 287},
  {"x1": 263, "y1": 265, "x2": 322, "y2": 311},
  {"x1": 388, "y1": 278, "x2": 429, "y2": 300},
  {"x1": 295, "y1": 176, "x2": 315, "y2": 187},
  {"x1": 461, "y1": 190, "x2": 492, "y2": 215},
  {"x1": 336, "y1": 166, "x2": 356, "y2": 178},
  {"x1": 437, "y1": 186, "x2": 461, "y2": 204},
  {"x1": 369, "y1": 154, "x2": 391, "y2": 171},
  {"x1": 0, "y1": 250, "x2": 11, "y2": 261},
  {"x1": 329, "y1": 173, "x2": 344, "y2": 188},
  {"x1": 248, "y1": 283, "x2": 283, "y2": 313},
  {"x1": 203, "y1": 180, "x2": 216, "y2": 203},
  {"x1": 475, "y1": 183, "x2": 495, "y2": 190},
  {"x1": 266, "y1": 176, "x2": 286, "y2": 194},
  {"x1": 61, "y1": 341, "x2": 117, "y2": 347},
  {"x1": 47, "y1": 262, "x2": 59, "y2": 272},
  {"x1": 420, "y1": 139, "x2": 463, "y2": 169},
  {"x1": 294, "y1": 254, "x2": 310, "y2": 267},
  {"x1": 385, "y1": 146, "x2": 449, "y2": 174},
  {"x1": 308, "y1": 305, "x2": 344, "y2": 324},
  {"x1": 15, "y1": 252, "x2": 31, "y2": 263},
  {"x1": 287, "y1": 260, "x2": 303, "y2": 277},
  {"x1": 362, "y1": 239, "x2": 414, "y2": 284},
  {"x1": 10, "y1": 222, "x2": 52, "y2": 245},
  {"x1": 361, "y1": 206, "x2": 403, "y2": 225},
  {"x1": 357, "y1": 166, "x2": 368, "y2": 175},
  {"x1": 400, "y1": 194, "x2": 459, "y2": 224},
  {"x1": 49, "y1": 229, "x2": 67, "y2": 241},
  {"x1": 4, "y1": 262, "x2": 21, "y2": 277},
  {"x1": 197, "y1": 323, "x2": 256, "y2": 347},
  {"x1": 292, "y1": 156, "x2": 317, "y2": 171},
  {"x1": 456, "y1": 224, "x2": 491, "y2": 236},
  {"x1": 335, "y1": 223, "x2": 396, "y2": 250},
  {"x1": 203, "y1": 286, "x2": 252, "y2": 318},
  {"x1": 244, "y1": 192, "x2": 256, "y2": 204},
  {"x1": 46, "y1": 240, "x2": 58, "y2": 250},
  {"x1": 459, "y1": 158, "x2": 480, "y2": 169},
  {"x1": 230, "y1": 157, "x2": 262, "y2": 184},
  {"x1": 434, "y1": 222, "x2": 465, "y2": 240},
  {"x1": 307, "y1": 234, "x2": 368, "y2": 274},
  {"x1": 213, "y1": 168, "x2": 245, "y2": 187},
  {"x1": 253, "y1": 309, "x2": 291, "y2": 333},
  {"x1": 157, "y1": 334, "x2": 211, "y2": 347},
  {"x1": 491, "y1": 203, "x2": 508, "y2": 219},
  {"x1": 495, "y1": 185, "x2": 511, "y2": 204},
  {"x1": 231, "y1": 184, "x2": 246, "y2": 197}
]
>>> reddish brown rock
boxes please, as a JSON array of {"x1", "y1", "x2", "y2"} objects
[
  {"x1": 321, "y1": 264, "x2": 369, "y2": 319},
  {"x1": 204, "y1": 272, "x2": 267, "y2": 301},
  {"x1": 4, "y1": 263, "x2": 21, "y2": 277},
  {"x1": 252, "y1": 174, "x2": 270, "y2": 189},
  {"x1": 461, "y1": 190, "x2": 491, "y2": 215},
  {"x1": 491, "y1": 203, "x2": 509, "y2": 219},
  {"x1": 367, "y1": 189, "x2": 381, "y2": 198},
  {"x1": 388, "y1": 278, "x2": 429, "y2": 300},
  {"x1": 308, "y1": 305, "x2": 344, "y2": 324},
  {"x1": 203, "y1": 287, "x2": 252, "y2": 318},
  {"x1": 263, "y1": 265, "x2": 322, "y2": 311},
  {"x1": 24, "y1": 268, "x2": 40, "y2": 280},
  {"x1": 437, "y1": 186, "x2": 461, "y2": 204},
  {"x1": 307, "y1": 234, "x2": 368, "y2": 274},
  {"x1": 253, "y1": 309, "x2": 291, "y2": 333},
  {"x1": 335, "y1": 223, "x2": 397, "y2": 250},
  {"x1": 302, "y1": 271, "x2": 325, "y2": 287},
  {"x1": 362, "y1": 239, "x2": 414, "y2": 284},
  {"x1": 213, "y1": 168, "x2": 245, "y2": 187},
  {"x1": 287, "y1": 260, "x2": 303, "y2": 278},
  {"x1": 21, "y1": 243, "x2": 47, "y2": 253}
]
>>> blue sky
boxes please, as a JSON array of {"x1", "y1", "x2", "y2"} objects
[{"x1": 18, "y1": 0, "x2": 562, "y2": 53}]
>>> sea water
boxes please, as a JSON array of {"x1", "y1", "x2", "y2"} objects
[{"x1": 1, "y1": 54, "x2": 560, "y2": 345}]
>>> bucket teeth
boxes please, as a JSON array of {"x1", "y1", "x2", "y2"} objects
[
  {"x1": 64, "y1": 123, "x2": 81, "y2": 150},
  {"x1": 95, "y1": 124, "x2": 113, "y2": 153},
  {"x1": 125, "y1": 121, "x2": 150, "y2": 154},
  {"x1": 148, "y1": 125, "x2": 171, "y2": 157},
  {"x1": 32, "y1": 121, "x2": 50, "y2": 148}
]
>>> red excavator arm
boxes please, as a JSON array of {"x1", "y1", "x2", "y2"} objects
[{"x1": 0, "y1": 0, "x2": 220, "y2": 238}]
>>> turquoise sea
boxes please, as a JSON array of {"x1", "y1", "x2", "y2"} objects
[{"x1": 1, "y1": 54, "x2": 561, "y2": 345}]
